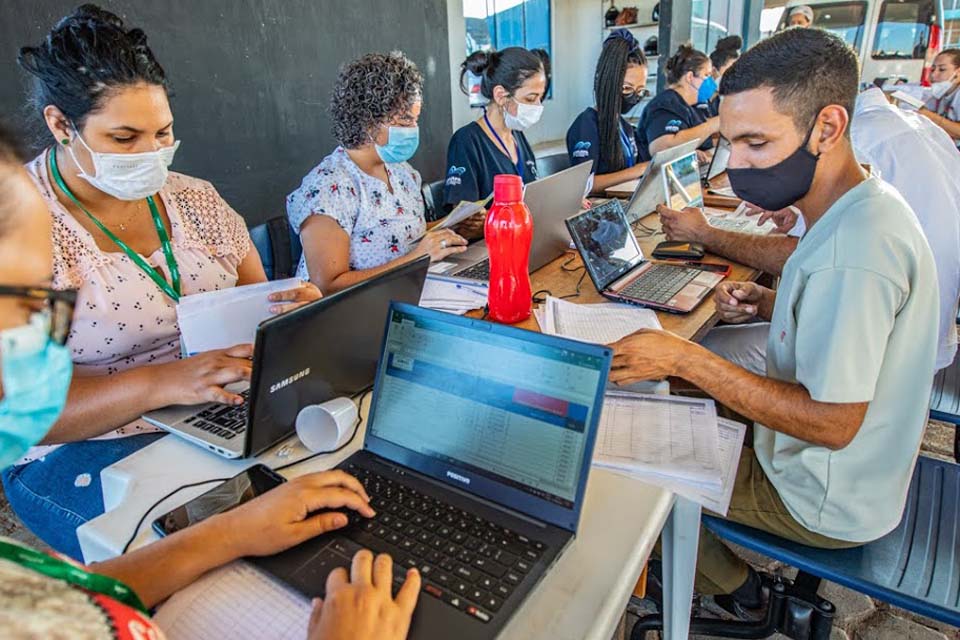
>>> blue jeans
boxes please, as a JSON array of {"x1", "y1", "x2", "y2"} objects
[{"x1": 2, "y1": 433, "x2": 166, "y2": 560}]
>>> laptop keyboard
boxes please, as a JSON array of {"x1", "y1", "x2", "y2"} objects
[
  {"x1": 341, "y1": 463, "x2": 546, "y2": 625},
  {"x1": 182, "y1": 389, "x2": 249, "y2": 440},
  {"x1": 452, "y1": 259, "x2": 490, "y2": 281},
  {"x1": 621, "y1": 264, "x2": 701, "y2": 304}
]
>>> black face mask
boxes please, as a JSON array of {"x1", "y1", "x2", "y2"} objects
[
  {"x1": 726, "y1": 123, "x2": 820, "y2": 212},
  {"x1": 620, "y1": 92, "x2": 643, "y2": 114}
]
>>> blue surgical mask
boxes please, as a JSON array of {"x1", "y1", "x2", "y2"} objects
[
  {"x1": 0, "y1": 313, "x2": 73, "y2": 467},
  {"x1": 698, "y1": 75, "x2": 719, "y2": 104},
  {"x1": 375, "y1": 126, "x2": 420, "y2": 164}
]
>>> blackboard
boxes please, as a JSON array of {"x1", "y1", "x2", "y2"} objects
[{"x1": 0, "y1": 0, "x2": 453, "y2": 225}]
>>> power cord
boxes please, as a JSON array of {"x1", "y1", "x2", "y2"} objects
[
  {"x1": 120, "y1": 390, "x2": 372, "y2": 553},
  {"x1": 532, "y1": 255, "x2": 587, "y2": 304}
]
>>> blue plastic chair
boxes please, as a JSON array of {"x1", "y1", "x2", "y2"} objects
[
  {"x1": 421, "y1": 180, "x2": 446, "y2": 223},
  {"x1": 930, "y1": 349, "x2": 960, "y2": 460},
  {"x1": 249, "y1": 217, "x2": 302, "y2": 281},
  {"x1": 701, "y1": 455, "x2": 960, "y2": 631}
]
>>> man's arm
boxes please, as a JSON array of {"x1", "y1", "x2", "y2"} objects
[
  {"x1": 701, "y1": 226, "x2": 798, "y2": 276},
  {"x1": 610, "y1": 332, "x2": 867, "y2": 450}
]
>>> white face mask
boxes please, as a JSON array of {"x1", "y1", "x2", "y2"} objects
[
  {"x1": 930, "y1": 80, "x2": 956, "y2": 100},
  {"x1": 68, "y1": 129, "x2": 180, "y2": 201},
  {"x1": 503, "y1": 100, "x2": 544, "y2": 131}
]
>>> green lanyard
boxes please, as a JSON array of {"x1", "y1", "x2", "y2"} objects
[
  {"x1": 48, "y1": 149, "x2": 182, "y2": 302},
  {"x1": 0, "y1": 539, "x2": 148, "y2": 614}
]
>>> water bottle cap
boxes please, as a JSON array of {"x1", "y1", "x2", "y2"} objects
[{"x1": 493, "y1": 174, "x2": 523, "y2": 202}]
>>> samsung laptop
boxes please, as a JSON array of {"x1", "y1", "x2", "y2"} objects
[
  {"x1": 141, "y1": 257, "x2": 430, "y2": 458},
  {"x1": 566, "y1": 199, "x2": 726, "y2": 313},
  {"x1": 442, "y1": 160, "x2": 593, "y2": 282},
  {"x1": 623, "y1": 139, "x2": 701, "y2": 223},
  {"x1": 252, "y1": 302, "x2": 612, "y2": 639}
]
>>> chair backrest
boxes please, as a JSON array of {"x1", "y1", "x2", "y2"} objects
[
  {"x1": 249, "y1": 216, "x2": 303, "y2": 281},
  {"x1": 537, "y1": 152, "x2": 572, "y2": 179},
  {"x1": 422, "y1": 179, "x2": 446, "y2": 223}
]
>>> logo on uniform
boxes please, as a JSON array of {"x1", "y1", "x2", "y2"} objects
[
  {"x1": 664, "y1": 119, "x2": 682, "y2": 133},
  {"x1": 572, "y1": 140, "x2": 591, "y2": 158},
  {"x1": 445, "y1": 165, "x2": 466, "y2": 187}
]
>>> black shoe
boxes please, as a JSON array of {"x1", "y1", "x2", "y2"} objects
[{"x1": 711, "y1": 569, "x2": 768, "y2": 621}]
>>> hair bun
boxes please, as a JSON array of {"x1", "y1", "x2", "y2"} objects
[
  {"x1": 464, "y1": 50, "x2": 492, "y2": 76},
  {"x1": 716, "y1": 35, "x2": 742, "y2": 52}
]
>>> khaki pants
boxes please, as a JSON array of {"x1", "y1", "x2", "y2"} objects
[{"x1": 695, "y1": 447, "x2": 860, "y2": 595}]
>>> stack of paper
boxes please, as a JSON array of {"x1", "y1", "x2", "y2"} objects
[
  {"x1": 592, "y1": 391, "x2": 746, "y2": 515},
  {"x1": 419, "y1": 275, "x2": 488, "y2": 315},
  {"x1": 411, "y1": 194, "x2": 492, "y2": 243},
  {"x1": 176, "y1": 278, "x2": 302, "y2": 356},
  {"x1": 535, "y1": 296, "x2": 661, "y2": 344}
]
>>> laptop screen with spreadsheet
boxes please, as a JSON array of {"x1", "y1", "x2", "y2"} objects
[{"x1": 364, "y1": 303, "x2": 612, "y2": 531}]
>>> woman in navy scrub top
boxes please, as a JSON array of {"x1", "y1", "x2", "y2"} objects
[
  {"x1": 442, "y1": 47, "x2": 547, "y2": 219},
  {"x1": 637, "y1": 44, "x2": 719, "y2": 158},
  {"x1": 566, "y1": 29, "x2": 651, "y2": 195}
]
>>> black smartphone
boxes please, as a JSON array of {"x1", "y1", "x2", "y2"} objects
[{"x1": 152, "y1": 464, "x2": 286, "y2": 537}]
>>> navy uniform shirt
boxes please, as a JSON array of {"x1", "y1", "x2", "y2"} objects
[
  {"x1": 566, "y1": 107, "x2": 651, "y2": 175},
  {"x1": 636, "y1": 89, "x2": 714, "y2": 157},
  {"x1": 442, "y1": 121, "x2": 538, "y2": 211}
]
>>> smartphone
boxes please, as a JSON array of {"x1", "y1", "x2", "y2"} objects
[{"x1": 152, "y1": 464, "x2": 286, "y2": 537}]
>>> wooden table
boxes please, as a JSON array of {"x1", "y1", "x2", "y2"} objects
[{"x1": 485, "y1": 209, "x2": 760, "y2": 344}]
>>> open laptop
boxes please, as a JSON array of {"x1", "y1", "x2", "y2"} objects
[
  {"x1": 623, "y1": 139, "x2": 701, "y2": 223},
  {"x1": 441, "y1": 160, "x2": 593, "y2": 282},
  {"x1": 701, "y1": 136, "x2": 730, "y2": 184},
  {"x1": 141, "y1": 257, "x2": 430, "y2": 459},
  {"x1": 252, "y1": 302, "x2": 612, "y2": 639},
  {"x1": 566, "y1": 199, "x2": 726, "y2": 313}
]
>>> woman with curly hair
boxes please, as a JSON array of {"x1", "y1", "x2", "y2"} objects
[
  {"x1": 288, "y1": 52, "x2": 467, "y2": 294},
  {"x1": 3, "y1": 3, "x2": 321, "y2": 559}
]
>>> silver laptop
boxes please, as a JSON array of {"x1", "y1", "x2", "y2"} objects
[
  {"x1": 440, "y1": 160, "x2": 594, "y2": 282},
  {"x1": 623, "y1": 139, "x2": 701, "y2": 223},
  {"x1": 702, "y1": 137, "x2": 730, "y2": 183}
]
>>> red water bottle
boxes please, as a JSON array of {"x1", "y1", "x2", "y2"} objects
[{"x1": 486, "y1": 174, "x2": 533, "y2": 324}]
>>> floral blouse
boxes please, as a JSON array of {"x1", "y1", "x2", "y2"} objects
[{"x1": 286, "y1": 147, "x2": 427, "y2": 278}]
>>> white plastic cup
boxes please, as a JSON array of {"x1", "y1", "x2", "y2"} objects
[{"x1": 295, "y1": 397, "x2": 358, "y2": 452}]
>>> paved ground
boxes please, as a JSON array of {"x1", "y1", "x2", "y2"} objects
[{"x1": 2, "y1": 422, "x2": 957, "y2": 638}]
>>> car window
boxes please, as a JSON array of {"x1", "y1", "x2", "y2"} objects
[{"x1": 872, "y1": 0, "x2": 936, "y2": 59}]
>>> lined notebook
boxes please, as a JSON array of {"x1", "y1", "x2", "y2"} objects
[{"x1": 153, "y1": 561, "x2": 311, "y2": 639}]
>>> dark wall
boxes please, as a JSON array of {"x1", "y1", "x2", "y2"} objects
[{"x1": 0, "y1": 0, "x2": 453, "y2": 225}]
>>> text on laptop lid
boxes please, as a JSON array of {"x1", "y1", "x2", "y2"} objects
[
  {"x1": 662, "y1": 152, "x2": 704, "y2": 210},
  {"x1": 364, "y1": 303, "x2": 611, "y2": 531},
  {"x1": 566, "y1": 200, "x2": 645, "y2": 291}
]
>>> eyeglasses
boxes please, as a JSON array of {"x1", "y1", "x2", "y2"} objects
[
  {"x1": 0, "y1": 286, "x2": 77, "y2": 345},
  {"x1": 622, "y1": 88, "x2": 651, "y2": 100}
]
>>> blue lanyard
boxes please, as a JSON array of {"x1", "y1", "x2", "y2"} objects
[
  {"x1": 483, "y1": 110, "x2": 525, "y2": 177},
  {"x1": 618, "y1": 122, "x2": 636, "y2": 168}
]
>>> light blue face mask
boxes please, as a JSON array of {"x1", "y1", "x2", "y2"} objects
[
  {"x1": 375, "y1": 126, "x2": 420, "y2": 164},
  {"x1": 0, "y1": 313, "x2": 73, "y2": 467},
  {"x1": 698, "y1": 75, "x2": 719, "y2": 104}
]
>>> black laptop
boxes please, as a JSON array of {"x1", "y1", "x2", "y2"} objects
[
  {"x1": 252, "y1": 302, "x2": 612, "y2": 639},
  {"x1": 141, "y1": 257, "x2": 430, "y2": 458}
]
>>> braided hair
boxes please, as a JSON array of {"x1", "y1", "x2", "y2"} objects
[
  {"x1": 594, "y1": 29, "x2": 647, "y2": 172},
  {"x1": 17, "y1": 4, "x2": 168, "y2": 144}
]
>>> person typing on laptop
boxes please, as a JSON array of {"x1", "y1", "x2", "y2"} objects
[
  {"x1": 0, "y1": 120, "x2": 419, "y2": 640},
  {"x1": 4, "y1": 5, "x2": 323, "y2": 560},
  {"x1": 610, "y1": 28, "x2": 939, "y2": 617},
  {"x1": 656, "y1": 83, "x2": 960, "y2": 375}
]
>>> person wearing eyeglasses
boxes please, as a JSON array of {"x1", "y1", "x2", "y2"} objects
[
  {"x1": 0, "y1": 120, "x2": 420, "y2": 640},
  {"x1": 289, "y1": 51, "x2": 468, "y2": 295},
  {"x1": 566, "y1": 29, "x2": 651, "y2": 195},
  {"x1": 4, "y1": 5, "x2": 322, "y2": 560}
]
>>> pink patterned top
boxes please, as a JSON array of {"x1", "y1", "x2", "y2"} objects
[{"x1": 21, "y1": 151, "x2": 251, "y2": 454}]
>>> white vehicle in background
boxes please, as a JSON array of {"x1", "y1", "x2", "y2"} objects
[{"x1": 774, "y1": 0, "x2": 945, "y2": 85}]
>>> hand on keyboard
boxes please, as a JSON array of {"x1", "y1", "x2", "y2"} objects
[
  {"x1": 307, "y1": 550, "x2": 421, "y2": 640},
  {"x1": 217, "y1": 470, "x2": 375, "y2": 558},
  {"x1": 152, "y1": 344, "x2": 254, "y2": 407},
  {"x1": 609, "y1": 329, "x2": 691, "y2": 384}
]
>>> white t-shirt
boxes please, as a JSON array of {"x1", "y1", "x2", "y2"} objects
[
  {"x1": 758, "y1": 177, "x2": 939, "y2": 542},
  {"x1": 789, "y1": 88, "x2": 960, "y2": 369}
]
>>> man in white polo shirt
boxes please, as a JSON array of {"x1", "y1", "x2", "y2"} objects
[
  {"x1": 658, "y1": 86, "x2": 960, "y2": 375},
  {"x1": 613, "y1": 28, "x2": 940, "y2": 615}
]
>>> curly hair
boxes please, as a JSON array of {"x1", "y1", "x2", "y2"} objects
[
  {"x1": 330, "y1": 51, "x2": 423, "y2": 149},
  {"x1": 17, "y1": 4, "x2": 167, "y2": 142}
]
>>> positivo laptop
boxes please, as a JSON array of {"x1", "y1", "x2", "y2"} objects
[
  {"x1": 441, "y1": 160, "x2": 594, "y2": 282},
  {"x1": 252, "y1": 302, "x2": 612, "y2": 640},
  {"x1": 141, "y1": 257, "x2": 430, "y2": 459},
  {"x1": 623, "y1": 138, "x2": 701, "y2": 223},
  {"x1": 566, "y1": 199, "x2": 726, "y2": 313}
]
